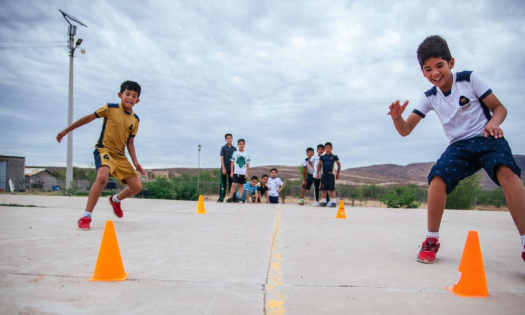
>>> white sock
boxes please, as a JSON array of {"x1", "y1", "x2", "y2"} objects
[
  {"x1": 322, "y1": 198, "x2": 327, "y2": 203},
  {"x1": 83, "y1": 211, "x2": 92, "y2": 218},
  {"x1": 112, "y1": 195, "x2": 120, "y2": 203},
  {"x1": 427, "y1": 231, "x2": 439, "y2": 241},
  {"x1": 521, "y1": 235, "x2": 525, "y2": 251}
]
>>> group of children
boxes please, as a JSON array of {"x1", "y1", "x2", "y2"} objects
[
  {"x1": 56, "y1": 35, "x2": 525, "y2": 265},
  {"x1": 297, "y1": 143, "x2": 341, "y2": 207},
  {"x1": 217, "y1": 134, "x2": 286, "y2": 204}
]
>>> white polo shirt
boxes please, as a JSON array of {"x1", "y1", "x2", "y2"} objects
[
  {"x1": 413, "y1": 71, "x2": 493, "y2": 144},
  {"x1": 303, "y1": 157, "x2": 315, "y2": 175}
]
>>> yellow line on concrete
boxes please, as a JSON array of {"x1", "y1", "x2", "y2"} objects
[{"x1": 264, "y1": 205, "x2": 285, "y2": 315}]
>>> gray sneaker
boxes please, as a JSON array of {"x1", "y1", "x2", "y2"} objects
[
  {"x1": 320, "y1": 202, "x2": 327, "y2": 207},
  {"x1": 329, "y1": 202, "x2": 337, "y2": 208}
]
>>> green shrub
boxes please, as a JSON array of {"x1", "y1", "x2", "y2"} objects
[
  {"x1": 380, "y1": 185, "x2": 420, "y2": 208},
  {"x1": 445, "y1": 173, "x2": 482, "y2": 210}
]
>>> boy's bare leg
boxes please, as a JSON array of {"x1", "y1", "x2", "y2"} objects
[
  {"x1": 238, "y1": 187, "x2": 244, "y2": 202},
  {"x1": 427, "y1": 176, "x2": 447, "y2": 232},
  {"x1": 322, "y1": 190, "x2": 327, "y2": 199},
  {"x1": 496, "y1": 165, "x2": 525, "y2": 235},
  {"x1": 85, "y1": 166, "x2": 110, "y2": 213},
  {"x1": 116, "y1": 177, "x2": 143, "y2": 201},
  {"x1": 301, "y1": 188, "x2": 306, "y2": 199},
  {"x1": 230, "y1": 183, "x2": 237, "y2": 199},
  {"x1": 330, "y1": 190, "x2": 336, "y2": 199}
]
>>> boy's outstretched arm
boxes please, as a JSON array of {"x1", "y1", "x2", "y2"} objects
[
  {"x1": 482, "y1": 93, "x2": 507, "y2": 139},
  {"x1": 316, "y1": 160, "x2": 322, "y2": 178},
  {"x1": 56, "y1": 113, "x2": 97, "y2": 143},
  {"x1": 388, "y1": 100, "x2": 421, "y2": 136},
  {"x1": 302, "y1": 166, "x2": 307, "y2": 186},
  {"x1": 127, "y1": 137, "x2": 146, "y2": 175},
  {"x1": 336, "y1": 161, "x2": 341, "y2": 180}
]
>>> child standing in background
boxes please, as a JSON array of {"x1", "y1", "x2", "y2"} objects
[
  {"x1": 267, "y1": 168, "x2": 286, "y2": 204},
  {"x1": 226, "y1": 139, "x2": 250, "y2": 203}
]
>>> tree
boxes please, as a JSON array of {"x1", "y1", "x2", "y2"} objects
[{"x1": 445, "y1": 173, "x2": 482, "y2": 210}]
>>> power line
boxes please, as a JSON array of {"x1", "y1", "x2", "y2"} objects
[
  {"x1": 0, "y1": 40, "x2": 66, "y2": 43},
  {"x1": 0, "y1": 45, "x2": 67, "y2": 49}
]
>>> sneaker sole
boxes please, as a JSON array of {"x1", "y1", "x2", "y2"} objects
[
  {"x1": 108, "y1": 198, "x2": 123, "y2": 218},
  {"x1": 416, "y1": 256, "x2": 436, "y2": 264},
  {"x1": 76, "y1": 226, "x2": 91, "y2": 231}
]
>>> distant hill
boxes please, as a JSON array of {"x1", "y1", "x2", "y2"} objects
[{"x1": 31, "y1": 155, "x2": 524, "y2": 189}]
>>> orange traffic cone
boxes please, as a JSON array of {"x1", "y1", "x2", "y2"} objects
[
  {"x1": 446, "y1": 230, "x2": 488, "y2": 297},
  {"x1": 336, "y1": 200, "x2": 346, "y2": 219},
  {"x1": 196, "y1": 195, "x2": 206, "y2": 214},
  {"x1": 89, "y1": 220, "x2": 128, "y2": 281}
]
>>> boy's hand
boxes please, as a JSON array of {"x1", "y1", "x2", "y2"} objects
[
  {"x1": 302, "y1": 180, "x2": 306, "y2": 188},
  {"x1": 135, "y1": 163, "x2": 146, "y2": 176},
  {"x1": 484, "y1": 122, "x2": 504, "y2": 139},
  {"x1": 388, "y1": 100, "x2": 409, "y2": 119},
  {"x1": 336, "y1": 174, "x2": 340, "y2": 180},
  {"x1": 222, "y1": 168, "x2": 226, "y2": 175},
  {"x1": 56, "y1": 131, "x2": 67, "y2": 143}
]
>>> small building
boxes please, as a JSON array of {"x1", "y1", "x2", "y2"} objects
[
  {"x1": 0, "y1": 155, "x2": 25, "y2": 192},
  {"x1": 25, "y1": 168, "x2": 59, "y2": 192}
]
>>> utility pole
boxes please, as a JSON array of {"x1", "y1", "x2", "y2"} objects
[{"x1": 59, "y1": 10, "x2": 87, "y2": 189}]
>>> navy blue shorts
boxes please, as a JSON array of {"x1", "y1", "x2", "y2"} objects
[
  {"x1": 320, "y1": 174, "x2": 335, "y2": 191},
  {"x1": 428, "y1": 136, "x2": 521, "y2": 194},
  {"x1": 303, "y1": 174, "x2": 314, "y2": 190},
  {"x1": 269, "y1": 196, "x2": 279, "y2": 204}
]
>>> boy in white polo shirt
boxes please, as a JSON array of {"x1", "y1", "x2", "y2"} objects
[
  {"x1": 298, "y1": 147, "x2": 315, "y2": 205},
  {"x1": 388, "y1": 35, "x2": 525, "y2": 264}
]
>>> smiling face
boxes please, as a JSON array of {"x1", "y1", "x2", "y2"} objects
[
  {"x1": 270, "y1": 170, "x2": 277, "y2": 178},
  {"x1": 324, "y1": 145, "x2": 332, "y2": 155},
  {"x1": 118, "y1": 89, "x2": 140, "y2": 112},
  {"x1": 307, "y1": 150, "x2": 314, "y2": 158},
  {"x1": 317, "y1": 147, "x2": 324, "y2": 156},
  {"x1": 261, "y1": 176, "x2": 268, "y2": 185},
  {"x1": 250, "y1": 179, "x2": 258, "y2": 187},
  {"x1": 421, "y1": 56, "x2": 455, "y2": 92}
]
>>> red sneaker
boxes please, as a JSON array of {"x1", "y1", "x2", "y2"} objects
[
  {"x1": 522, "y1": 245, "x2": 525, "y2": 263},
  {"x1": 77, "y1": 216, "x2": 92, "y2": 230},
  {"x1": 109, "y1": 195, "x2": 123, "y2": 218},
  {"x1": 416, "y1": 237, "x2": 440, "y2": 264}
]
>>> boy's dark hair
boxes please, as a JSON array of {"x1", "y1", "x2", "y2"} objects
[
  {"x1": 120, "y1": 81, "x2": 141, "y2": 97},
  {"x1": 251, "y1": 175, "x2": 258, "y2": 181},
  {"x1": 324, "y1": 142, "x2": 333, "y2": 148},
  {"x1": 317, "y1": 144, "x2": 325, "y2": 149},
  {"x1": 238, "y1": 139, "x2": 245, "y2": 144},
  {"x1": 270, "y1": 168, "x2": 278, "y2": 173},
  {"x1": 261, "y1": 174, "x2": 268, "y2": 179},
  {"x1": 306, "y1": 147, "x2": 314, "y2": 153},
  {"x1": 417, "y1": 35, "x2": 452, "y2": 67},
  {"x1": 225, "y1": 133, "x2": 232, "y2": 139}
]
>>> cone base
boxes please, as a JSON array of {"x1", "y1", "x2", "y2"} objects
[
  {"x1": 89, "y1": 272, "x2": 129, "y2": 282},
  {"x1": 446, "y1": 286, "x2": 488, "y2": 298}
]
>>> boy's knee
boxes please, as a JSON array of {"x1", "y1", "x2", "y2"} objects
[
  {"x1": 95, "y1": 174, "x2": 109, "y2": 186},
  {"x1": 495, "y1": 164, "x2": 519, "y2": 183},
  {"x1": 128, "y1": 179, "x2": 142, "y2": 194}
]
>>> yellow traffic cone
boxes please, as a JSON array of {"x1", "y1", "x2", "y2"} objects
[
  {"x1": 89, "y1": 220, "x2": 128, "y2": 281},
  {"x1": 446, "y1": 230, "x2": 488, "y2": 297},
  {"x1": 336, "y1": 200, "x2": 346, "y2": 219},
  {"x1": 196, "y1": 195, "x2": 206, "y2": 214}
]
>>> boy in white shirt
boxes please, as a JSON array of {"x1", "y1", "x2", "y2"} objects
[
  {"x1": 267, "y1": 168, "x2": 286, "y2": 204},
  {"x1": 225, "y1": 139, "x2": 250, "y2": 203}
]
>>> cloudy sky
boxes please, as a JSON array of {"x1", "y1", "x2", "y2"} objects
[{"x1": 1, "y1": 0, "x2": 524, "y2": 170}]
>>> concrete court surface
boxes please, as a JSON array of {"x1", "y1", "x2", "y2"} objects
[{"x1": 0, "y1": 195, "x2": 524, "y2": 315}]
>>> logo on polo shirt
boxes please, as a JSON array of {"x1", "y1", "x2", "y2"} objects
[
  {"x1": 103, "y1": 154, "x2": 110, "y2": 160},
  {"x1": 459, "y1": 96, "x2": 471, "y2": 110},
  {"x1": 129, "y1": 124, "x2": 133, "y2": 131}
]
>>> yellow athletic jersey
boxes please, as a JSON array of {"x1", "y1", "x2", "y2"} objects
[{"x1": 94, "y1": 103, "x2": 140, "y2": 155}]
